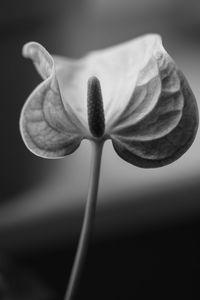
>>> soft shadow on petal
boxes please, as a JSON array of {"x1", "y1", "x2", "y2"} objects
[
  {"x1": 109, "y1": 41, "x2": 183, "y2": 139},
  {"x1": 20, "y1": 43, "x2": 84, "y2": 159},
  {"x1": 112, "y1": 64, "x2": 198, "y2": 168},
  {"x1": 91, "y1": 34, "x2": 163, "y2": 125},
  {"x1": 55, "y1": 34, "x2": 164, "y2": 130}
]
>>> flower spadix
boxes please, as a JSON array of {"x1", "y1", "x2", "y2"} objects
[{"x1": 20, "y1": 34, "x2": 198, "y2": 167}]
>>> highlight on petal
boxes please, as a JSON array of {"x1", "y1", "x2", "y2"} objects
[
  {"x1": 20, "y1": 42, "x2": 85, "y2": 158},
  {"x1": 20, "y1": 35, "x2": 198, "y2": 164},
  {"x1": 22, "y1": 42, "x2": 54, "y2": 79},
  {"x1": 111, "y1": 45, "x2": 198, "y2": 167},
  {"x1": 52, "y1": 34, "x2": 168, "y2": 130}
]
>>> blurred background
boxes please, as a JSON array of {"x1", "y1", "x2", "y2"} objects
[{"x1": 0, "y1": 0, "x2": 200, "y2": 299}]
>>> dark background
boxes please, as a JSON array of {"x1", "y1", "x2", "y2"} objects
[{"x1": 0, "y1": 0, "x2": 200, "y2": 299}]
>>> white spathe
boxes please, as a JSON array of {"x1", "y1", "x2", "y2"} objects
[{"x1": 20, "y1": 34, "x2": 198, "y2": 167}]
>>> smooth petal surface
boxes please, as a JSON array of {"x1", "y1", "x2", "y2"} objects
[
  {"x1": 112, "y1": 65, "x2": 198, "y2": 167},
  {"x1": 53, "y1": 35, "x2": 166, "y2": 127},
  {"x1": 20, "y1": 43, "x2": 84, "y2": 158},
  {"x1": 20, "y1": 35, "x2": 198, "y2": 164},
  {"x1": 21, "y1": 35, "x2": 165, "y2": 158}
]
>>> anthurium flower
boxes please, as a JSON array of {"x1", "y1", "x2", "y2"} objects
[
  {"x1": 19, "y1": 34, "x2": 199, "y2": 300},
  {"x1": 20, "y1": 34, "x2": 198, "y2": 168}
]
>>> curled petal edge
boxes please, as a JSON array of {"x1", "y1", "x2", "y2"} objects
[{"x1": 20, "y1": 42, "x2": 83, "y2": 159}]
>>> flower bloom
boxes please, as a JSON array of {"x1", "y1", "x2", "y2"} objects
[{"x1": 20, "y1": 34, "x2": 198, "y2": 168}]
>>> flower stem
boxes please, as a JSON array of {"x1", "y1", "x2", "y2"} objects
[{"x1": 64, "y1": 141, "x2": 104, "y2": 300}]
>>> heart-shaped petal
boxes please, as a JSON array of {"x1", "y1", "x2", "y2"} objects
[
  {"x1": 20, "y1": 43, "x2": 85, "y2": 158},
  {"x1": 20, "y1": 35, "x2": 198, "y2": 165},
  {"x1": 52, "y1": 35, "x2": 166, "y2": 130},
  {"x1": 112, "y1": 66, "x2": 198, "y2": 167}
]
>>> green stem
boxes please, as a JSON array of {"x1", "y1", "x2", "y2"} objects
[{"x1": 64, "y1": 141, "x2": 104, "y2": 300}]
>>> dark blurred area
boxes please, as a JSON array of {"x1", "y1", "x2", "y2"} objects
[{"x1": 1, "y1": 0, "x2": 200, "y2": 299}]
